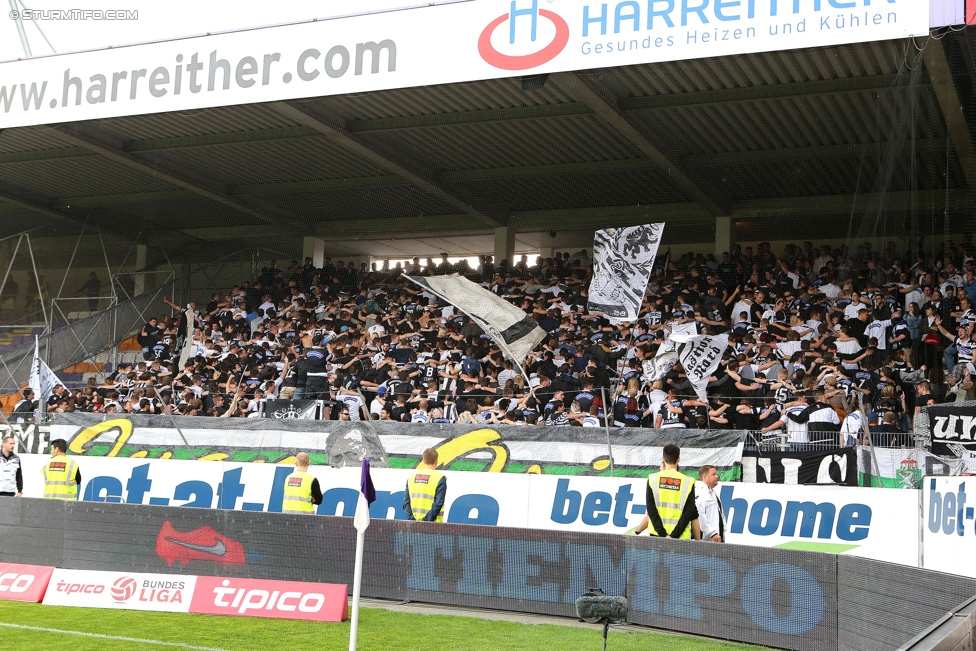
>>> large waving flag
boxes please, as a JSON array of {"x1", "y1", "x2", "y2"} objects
[
  {"x1": 403, "y1": 273, "x2": 545, "y2": 370},
  {"x1": 588, "y1": 223, "x2": 664, "y2": 324},
  {"x1": 672, "y1": 332, "x2": 730, "y2": 402}
]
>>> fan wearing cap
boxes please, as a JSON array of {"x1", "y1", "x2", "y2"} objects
[{"x1": 370, "y1": 386, "x2": 388, "y2": 417}]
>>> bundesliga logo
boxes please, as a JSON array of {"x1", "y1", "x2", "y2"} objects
[
  {"x1": 111, "y1": 576, "x2": 137, "y2": 602},
  {"x1": 479, "y1": 0, "x2": 569, "y2": 70}
]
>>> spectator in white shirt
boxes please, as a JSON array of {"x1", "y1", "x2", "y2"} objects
[{"x1": 695, "y1": 465, "x2": 725, "y2": 543}]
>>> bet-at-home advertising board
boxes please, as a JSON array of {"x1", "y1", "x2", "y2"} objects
[{"x1": 19, "y1": 454, "x2": 920, "y2": 568}]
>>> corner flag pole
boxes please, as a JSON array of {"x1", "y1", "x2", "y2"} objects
[
  {"x1": 349, "y1": 457, "x2": 375, "y2": 650},
  {"x1": 349, "y1": 522, "x2": 366, "y2": 650}
]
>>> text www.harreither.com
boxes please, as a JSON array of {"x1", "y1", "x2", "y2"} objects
[{"x1": 0, "y1": 41, "x2": 396, "y2": 114}]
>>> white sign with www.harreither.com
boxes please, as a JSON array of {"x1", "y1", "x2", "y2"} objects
[{"x1": 0, "y1": 0, "x2": 930, "y2": 129}]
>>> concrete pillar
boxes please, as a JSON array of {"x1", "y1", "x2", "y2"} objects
[
  {"x1": 302, "y1": 237, "x2": 326, "y2": 268},
  {"x1": 133, "y1": 244, "x2": 147, "y2": 297},
  {"x1": 539, "y1": 247, "x2": 554, "y2": 261},
  {"x1": 715, "y1": 217, "x2": 732, "y2": 260},
  {"x1": 493, "y1": 227, "x2": 515, "y2": 267}
]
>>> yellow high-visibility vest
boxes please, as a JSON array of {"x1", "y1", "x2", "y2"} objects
[
  {"x1": 282, "y1": 470, "x2": 316, "y2": 514},
  {"x1": 42, "y1": 457, "x2": 79, "y2": 500},
  {"x1": 648, "y1": 469, "x2": 695, "y2": 539},
  {"x1": 407, "y1": 468, "x2": 444, "y2": 522}
]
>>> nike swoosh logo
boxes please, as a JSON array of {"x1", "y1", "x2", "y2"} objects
[{"x1": 164, "y1": 537, "x2": 227, "y2": 556}]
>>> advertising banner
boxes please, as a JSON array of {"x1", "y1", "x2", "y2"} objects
[
  {"x1": 0, "y1": 0, "x2": 930, "y2": 129},
  {"x1": 19, "y1": 455, "x2": 531, "y2": 528},
  {"x1": 50, "y1": 413, "x2": 747, "y2": 479},
  {"x1": 719, "y1": 482, "x2": 918, "y2": 566},
  {"x1": 527, "y1": 474, "x2": 918, "y2": 565},
  {"x1": 922, "y1": 476, "x2": 976, "y2": 578},
  {"x1": 926, "y1": 405, "x2": 976, "y2": 457},
  {"x1": 857, "y1": 446, "x2": 965, "y2": 488},
  {"x1": 18, "y1": 455, "x2": 919, "y2": 566},
  {"x1": 742, "y1": 448, "x2": 857, "y2": 485},
  {"x1": 8, "y1": 494, "x2": 976, "y2": 650},
  {"x1": 0, "y1": 562, "x2": 54, "y2": 602},
  {"x1": 190, "y1": 576, "x2": 348, "y2": 621},
  {"x1": 42, "y1": 568, "x2": 196, "y2": 612}
]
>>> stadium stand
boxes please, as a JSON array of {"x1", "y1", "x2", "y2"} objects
[{"x1": 7, "y1": 238, "x2": 959, "y2": 453}]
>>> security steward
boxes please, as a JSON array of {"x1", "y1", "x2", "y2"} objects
[
  {"x1": 302, "y1": 335, "x2": 332, "y2": 400},
  {"x1": 41, "y1": 438, "x2": 81, "y2": 500},
  {"x1": 402, "y1": 448, "x2": 447, "y2": 522},
  {"x1": 634, "y1": 443, "x2": 700, "y2": 539},
  {"x1": 282, "y1": 452, "x2": 323, "y2": 514},
  {"x1": 0, "y1": 435, "x2": 23, "y2": 497}
]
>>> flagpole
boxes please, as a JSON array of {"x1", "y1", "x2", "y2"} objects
[
  {"x1": 350, "y1": 457, "x2": 376, "y2": 651},
  {"x1": 348, "y1": 519, "x2": 366, "y2": 651},
  {"x1": 599, "y1": 387, "x2": 616, "y2": 478}
]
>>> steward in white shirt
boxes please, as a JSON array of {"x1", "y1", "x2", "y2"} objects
[{"x1": 694, "y1": 465, "x2": 725, "y2": 543}]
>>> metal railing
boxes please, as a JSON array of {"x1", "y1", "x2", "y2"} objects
[{"x1": 0, "y1": 276, "x2": 176, "y2": 405}]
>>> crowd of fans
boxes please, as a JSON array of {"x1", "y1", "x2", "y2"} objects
[{"x1": 15, "y1": 238, "x2": 974, "y2": 447}]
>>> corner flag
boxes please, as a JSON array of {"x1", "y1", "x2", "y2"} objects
[{"x1": 353, "y1": 458, "x2": 376, "y2": 533}]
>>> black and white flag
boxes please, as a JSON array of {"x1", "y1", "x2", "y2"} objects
[
  {"x1": 642, "y1": 351, "x2": 679, "y2": 383},
  {"x1": 587, "y1": 223, "x2": 664, "y2": 324},
  {"x1": 403, "y1": 274, "x2": 545, "y2": 370},
  {"x1": 263, "y1": 400, "x2": 320, "y2": 420},
  {"x1": 29, "y1": 336, "x2": 65, "y2": 405},
  {"x1": 673, "y1": 332, "x2": 729, "y2": 402}
]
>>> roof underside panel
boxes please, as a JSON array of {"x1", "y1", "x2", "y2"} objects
[
  {"x1": 462, "y1": 170, "x2": 690, "y2": 211},
  {"x1": 0, "y1": 35, "x2": 969, "y2": 262},
  {"x1": 91, "y1": 103, "x2": 304, "y2": 140},
  {"x1": 328, "y1": 77, "x2": 579, "y2": 121},
  {"x1": 246, "y1": 186, "x2": 463, "y2": 223},
  {"x1": 358, "y1": 114, "x2": 647, "y2": 171},
  {"x1": 133, "y1": 137, "x2": 391, "y2": 186},
  {"x1": 1, "y1": 157, "x2": 179, "y2": 197}
]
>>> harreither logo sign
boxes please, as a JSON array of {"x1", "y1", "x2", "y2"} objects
[
  {"x1": 0, "y1": 0, "x2": 929, "y2": 129},
  {"x1": 478, "y1": 1, "x2": 570, "y2": 70}
]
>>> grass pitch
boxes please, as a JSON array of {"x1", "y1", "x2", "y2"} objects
[{"x1": 0, "y1": 601, "x2": 767, "y2": 651}]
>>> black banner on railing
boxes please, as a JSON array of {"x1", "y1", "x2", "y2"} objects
[
  {"x1": 742, "y1": 448, "x2": 857, "y2": 485},
  {"x1": 926, "y1": 405, "x2": 976, "y2": 457}
]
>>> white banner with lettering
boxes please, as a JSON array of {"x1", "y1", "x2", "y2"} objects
[
  {"x1": 676, "y1": 332, "x2": 730, "y2": 401},
  {"x1": 0, "y1": 0, "x2": 929, "y2": 128}
]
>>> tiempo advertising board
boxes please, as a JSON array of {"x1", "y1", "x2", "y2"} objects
[
  {"x1": 42, "y1": 569, "x2": 196, "y2": 612},
  {"x1": 923, "y1": 476, "x2": 976, "y2": 578},
  {"x1": 0, "y1": 0, "x2": 930, "y2": 129}
]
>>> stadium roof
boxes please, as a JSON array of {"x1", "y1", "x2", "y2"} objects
[{"x1": 0, "y1": 33, "x2": 972, "y2": 266}]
